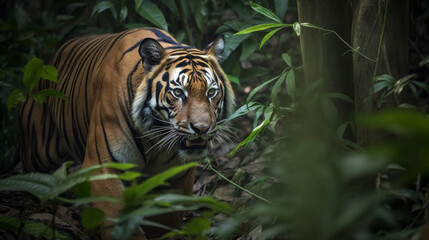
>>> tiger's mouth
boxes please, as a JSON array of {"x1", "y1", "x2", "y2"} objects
[{"x1": 178, "y1": 137, "x2": 207, "y2": 150}]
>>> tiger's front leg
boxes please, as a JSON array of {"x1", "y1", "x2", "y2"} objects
[{"x1": 82, "y1": 103, "x2": 148, "y2": 239}]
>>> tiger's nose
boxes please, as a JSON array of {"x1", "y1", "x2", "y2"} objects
[{"x1": 190, "y1": 122, "x2": 210, "y2": 134}]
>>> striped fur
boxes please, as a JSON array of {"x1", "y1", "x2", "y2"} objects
[{"x1": 17, "y1": 28, "x2": 235, "y2": 238}]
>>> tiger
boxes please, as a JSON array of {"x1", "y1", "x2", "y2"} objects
[{"x1": 17, "y1": 27, "x2": 235, "y2": 239}]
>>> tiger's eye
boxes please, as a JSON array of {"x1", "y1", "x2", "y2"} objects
[
  {"x1": 207, "y1": 88, "x2": 217, "y2": 98},
  {"x1": 173, "y1": 88, "x2": 184, "y2": 97}
]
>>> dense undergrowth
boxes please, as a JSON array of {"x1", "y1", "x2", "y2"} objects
[{"x1": 1, "y1": 0, "x2": 429, "y2": 239}]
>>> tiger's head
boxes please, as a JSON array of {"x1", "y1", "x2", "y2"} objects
[{"x1": 132, "y1": 37, "x2": 235, "y2": 160}]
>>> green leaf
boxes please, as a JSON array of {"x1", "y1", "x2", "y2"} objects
[
  {"x1": 112, "y1": 215, "x2": 144, "y2": 240},
  {"x1": 224, "y1": 102, "x2": 260, "y2": 123},
  {"x1": 0, "y1": 172, "x2": 55, "y2": 199},
  {"x1": 123, "y1": 162, "x2": 198, "y2": 205},
  {"x1": 325, "y1": 92, "x2": 354, "y2": 103},
  {"x1": 7, "y1": 89, "x2": 27, "y2": 110},
  {"x1": 260, "y1": 27, "x2": 283, "y2": 48},
  {"x1": 226, "y1": 74, "x2": 240, "y2": 86},
  {"x1": 239, "y1": 66, "x2": 268, "y2": 82},
  {"x1": 419, "y1": 55, "x2": 429, "y2": 67},
  {"x1": 81, "y1": 207, "x2": 105, "y2": 230},
  {"x1": 240, "y1": 39, "x2": 259, "y2": 61},
  {"x1": 135, "y1": 0, "x2": 143, "y2": 11},
  {"x1": 91, "y1": 1, "x2": 117, "y2": 19},
  {"x1": 336, "y1": 121, "x2": 350, "y2": 139},
  {"x1": 72, "y1": 181, "x2": 91, "y2": 199},
  {"x1": 0, "y1": 81, "x2": 13, "y2": 88},
  {"x1": 235, "y1": 23, "x2": 290, "y2": 35},
  {"x1": 153, "y1": 193, "x2": 233, "y2": 213},
  {"x1": 246, "y1": 75, "x2": 280, "y2": 103},
  {"x1": 182, "y1": 217, "x2": 210, "y2": 236},
  {"x1": 0, "y1": 215, "x2": 69, "y2": 240},
  {"x1": 293, "y1": 22, "x2": 301, "y2": 36},
  {"x1": 275, "y1": 0, "x2": 288, "y2": 21},
  {"x1": 23, "y1": 57, "x2": 44, "y2": 91},
  {"x1": 271, "y1": 71, "x2": 287, "y2": 107},
  {"x1": 358, "y1": 109, "x2": 429, "y2": 136},
  {"x1": 250, "y1": 2, "x2": 282, "y2": 23},
  {"x1": 230, "y1": 117, "x2": 270, "y2": 157},
  {"x1": 119, "y1": 6, "x2": 128, "y2": 23},
  {"x1": 57, "y1": 195, "x2": 119, "y2": 207},
  {"x1": 136, "y1": 0, "x2": 168, "y2": 31},
  {"x1": 33, "y1": 89, "x2": 66, "y2": 105},
  {"x1": 286, "y1": 69, "x2": 295, "y2": 100},
  {"x1": 282, "y1": 53, "x2": 292, "y2": 67},
  {"x1": 40, "y1": 65, "x2": 58, "y2": 82}
]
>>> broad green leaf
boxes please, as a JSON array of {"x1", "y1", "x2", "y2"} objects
[
  {"x1": 135, "y1": 0, "x2": 143, "y2": 11},
  {"x1": 182, "y1": 217, "x2": 210, "y2": 236},
  {"x1": 136, "y1": 0, "x2": 168, "y2": 31},
  {"x1": 123, "y1": 162, "x2": 198, "y2": 205},
  {"x1": 0, "y1": 216, "x2": 69, "y2": 240},
  {"x1": 33, "y1": 89, "x2": 67, "y2": 105},
  {"x1": 82, "y1": 207, "x2": 105, "y2": 230},
  {"x1": 250, "y1": 2, "x2": 282, "y2": 23},
  {"x1": 7, "y1": 89, "x2": 27, "y2": 110},
  {"x1": 226, "y1": 74, "x2": 240, "y2": 85},
  {"x1": 23, "y1": 57, "x2": 43, "y2": 91},
  {"x1": 246, "y1": 75, "x2": 280, "y2": 103},
  {"x1": 40, "y1": 65, "x2": 58, "y2": 82},
  {"x1": 159, "y1": 0, "x2": 179, "y2": 14},
  {"x1": 222, "y1": 31, "x2": 250, "y2": 61},
  {"x1": 0, "y1": 172, "x2": 55, "y2": 199},
  {"x1": 372, "y1": 80, "x2": 393, "y2": 94},
  {"x1": 72, "y1": 181, "x2": 91, "y2": 199},
  {"x1": 275, "y1": 0, "x2": 288, "y2": 21},
  {"x1": 282, "y1": 53, "x2": 292, "y2": 67},
  {"x1": 240, "y1": 39, "x2": 259, "y2": 61},
  {"x1": 260, "y1": 27, "x2": 283, "y2": 48},
  {"x1": 286, "y1": 69, "x2": 295, "y2": 100},
  {"x1": 91, "y1": 1, "x2": 117, "y2": 20},
  {"x1": 42, "y1": 162, "x2": 136, "y2": 201},
  {"x1": 293, "y1": 22, "x2": 301, "y2": 36},
  {"x1": 231, "y1": 117, "x2": 270, "y2": 157},
  {"x1": 235, "y1": 23, "x2": 290, "y2": 35},
  {"x1": 374, "y1": 74, "x2": 395, "y2": 83}
]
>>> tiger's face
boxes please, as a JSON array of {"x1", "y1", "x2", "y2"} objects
[{"x1": 132, "y1": 37, "x2": 235, "y2": 160}]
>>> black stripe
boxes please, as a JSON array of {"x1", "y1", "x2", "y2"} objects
[
  {"x1": 120, "y1": 40, "x2": 142, "y2": 61},
  {"x1": 100, "y1": 111, "x2": 119, "y2": 162}
]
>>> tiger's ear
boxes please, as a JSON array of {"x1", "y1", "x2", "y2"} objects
[
  {"x1": 139, "y1": 38, "x2": 165, "y2": 72},
  {"x1": 204, "y1": 35, "x2": 225, "y2": 61}
]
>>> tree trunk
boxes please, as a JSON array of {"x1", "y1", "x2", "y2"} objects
[
  {"x1": 296, "y1": 0, "x2": 355, "y2": 134},
  {"x1": 351, "y1": 0, "x2": 409, "y2": 147}
]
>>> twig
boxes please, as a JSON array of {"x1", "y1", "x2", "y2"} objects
[{"x1": 204, "y1": 158, "x2": 274, "y2": 205}]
